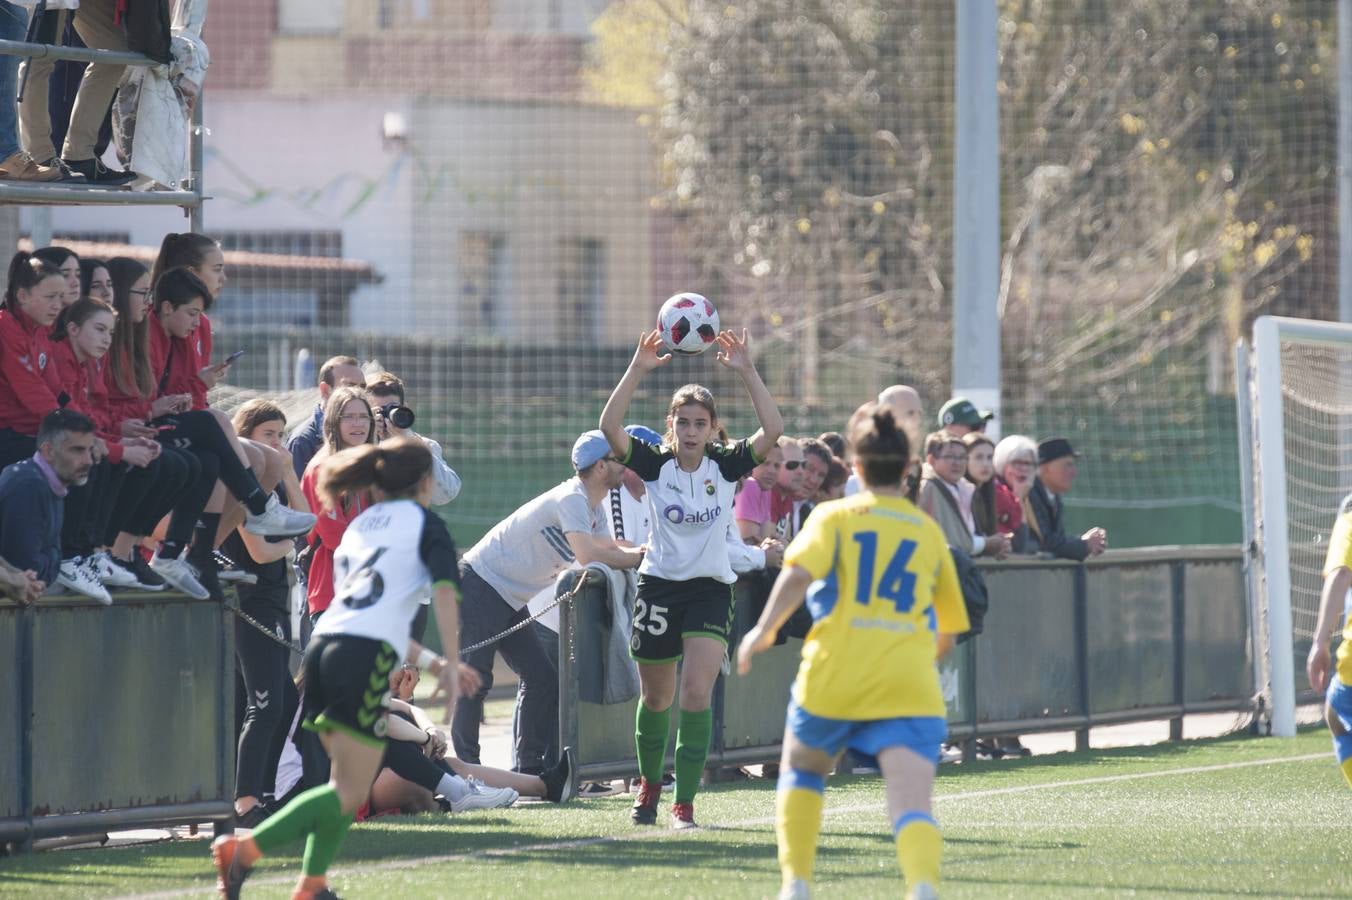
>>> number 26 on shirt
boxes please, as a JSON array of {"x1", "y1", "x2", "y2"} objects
[{"x1": 850, "y1": 532, "x2": 918, "y2": 613}]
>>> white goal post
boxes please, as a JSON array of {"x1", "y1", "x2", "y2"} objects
[{"x1": 1246, "y1": 315, "x2": 1352, "y2": 738}]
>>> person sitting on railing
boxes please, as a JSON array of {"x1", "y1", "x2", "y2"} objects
[
  {"x1": 453, "y1": 430, "x2": 642, "y2": 777},
  {"x1": 286, "y1": 355, "x2": 366, "y2": 480},
  {"x1": 52, "y1": 296, "x2": 195, "y2": 595},
  {"x1": 0, "y1": 408, "x2": 95, "y2": 598},
  {"x1": 78, "y1": 256, "x2": 112, "y2": 304},
  {"x1": 1027, "y1": 437, "x2": 1107, "y2": 560},
  {"x1": 33, "y1": 245, "x2": 80, "y2": 308},
  {"x1": 152, "y1": 233, "x2": 300, "y2": 599},
  {"x1": 16, "y1": 0, "x2": 136, "y2": 183},
  {"x1": 0, "y1": 251, "x2": 114, "y2": 601}
]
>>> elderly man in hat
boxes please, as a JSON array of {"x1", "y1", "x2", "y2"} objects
[{"x1": 1026, "y1": 437, "x2": 1108, "y2": 560}]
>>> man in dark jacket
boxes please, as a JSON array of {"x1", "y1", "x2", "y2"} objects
[
  {"x1": 0, "y1": 409, "x2": 97, "y2": 594},
  {"x1": 1026, "y1": 436, "x2": 1107, "y2": 561}
]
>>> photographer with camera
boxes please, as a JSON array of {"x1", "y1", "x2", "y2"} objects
[{"x1": 366, "y1": 371, "x2": 461, "y2": 506}]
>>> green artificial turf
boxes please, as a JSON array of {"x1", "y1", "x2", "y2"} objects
[{"x1": 1, "y1": 728, "x2": 1339, "y2": 898}]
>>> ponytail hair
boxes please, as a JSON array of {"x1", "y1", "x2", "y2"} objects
[
  {"x1": 315, "y1": 437, "x2": 432, "y2": 511},
  {"x1": 847, "y1": 401, "x2": 911, "y2": 489},
  {"x1": 152, "y1": 232, "x2": 218, "y2": 307},
  {"x1": 153, "y1": 267, "x2": 211, "y2": 313},
  {"x1": 56, "y1": 296, "x2": 116, "y2": 341},
  {"x1": 33, "y1": 245, "x2": 77, "y2": 271},
  {"x1": 106, "y1": 257, "x2": 153, "y2": 399},
  {"x1": 4, "y1": 251, "x2": 63, "y2": 310}
]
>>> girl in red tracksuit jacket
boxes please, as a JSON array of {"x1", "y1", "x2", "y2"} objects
[
  {"x1": 0, "y1": 252, "x2": 68, "y2": 470},
  {"x1": 53, "y1": 298, "x2": 194, "y2": 588},
  {"x1": 299, "y1": 386, "x2": 376, "y2": 620},
  {"x1": 151, "y1": 232, "x2": 231, "y2": 410}
]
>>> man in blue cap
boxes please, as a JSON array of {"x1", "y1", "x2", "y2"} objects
[
  {"x1": 1027, "y1": 436, "x2": 1107, "y2": 560},
  {"x1": 453, "y1": 430, "x2": 644, "y2": 773}
]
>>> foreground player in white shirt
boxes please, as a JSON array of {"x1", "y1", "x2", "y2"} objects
[
  {"x1": 601, "y1": 327, "x2": 782, "y2": 829},
  {"x1": 212, "y1": 437, "x2": 462, "y2": 900}
]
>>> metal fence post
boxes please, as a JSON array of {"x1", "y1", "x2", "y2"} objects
[
  {"x1": 1170, "y1": 562, "x2": 1187, "y2": 741},
  {"x1": 557, "y1": 574, "x2": 580, "y2": 763},
  {"x1": 17, "y1": 603, "x2": 34, "y2": 852},
  {"x1": 1073, "y1": 564, "x2": 1091, "y2": 752},
  {"x1": 189, "y1": 90, "x2": 204, "y2": 232}
]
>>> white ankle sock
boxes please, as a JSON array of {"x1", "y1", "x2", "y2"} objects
[{"x1": 438, "y1": 772, "x2": 470, "y2": 802}]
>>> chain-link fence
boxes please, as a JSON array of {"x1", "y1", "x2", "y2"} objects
[{"x1": 27, "y1": 0, "x2": 1337, "y2": 548}]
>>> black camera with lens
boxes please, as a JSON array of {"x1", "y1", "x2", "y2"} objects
[{"x1": 377, "y1": 402, "x2": 415, "y2": 430}]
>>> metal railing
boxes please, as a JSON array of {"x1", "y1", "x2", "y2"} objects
[
  {"x1": 0, "y1": 36, "x2": 203, "y2": 229},
  {"x1": 0, "y1": 591, "x2": 234, "y2": 851},
  {"x1": 559, "y1": 545, "x2": 1256, "y2": 781}
]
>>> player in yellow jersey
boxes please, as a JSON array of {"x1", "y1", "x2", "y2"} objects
[
  {"x1": 1306, "y1": 501, "x2": 1352, "y2": 788},
  {"x1": 738, "y1": 402, "x2": 968, "y2": 900}
]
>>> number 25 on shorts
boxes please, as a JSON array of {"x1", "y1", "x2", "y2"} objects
[
  {"x1": 634, "y1": 597, "x2": 669, "y2": 635},
  {"x1": 851, "y1": 533, "x2": 918, "y2": 613}
]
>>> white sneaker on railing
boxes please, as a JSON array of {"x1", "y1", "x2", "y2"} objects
[
  {"x1": 450, "y1": 777, "x2": 518, "y2": 813},
  {"x1": 92, "y1": 550, "x2": 139, "y2": 589},
  {"x1": 58, "y1": 557, "x2": 112, "y2": 605},
  {"x1": 150, "y1": 554, "x2": 211, "y2": 600},
  {"x1": 244, "y1": 494, "x2": 317, "y2": 538}
]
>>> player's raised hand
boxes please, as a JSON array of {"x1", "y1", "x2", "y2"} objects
[
  {"x1": 715, "y1": 328, "x2": 754, "y2": 374},
  {"x1": 631, "y1": 329, "x2": 672, "y2": 373},
  {"x1": 736, "y1": 625, "x2": 776, "y2": 676},
  {"x1": 1308, "y1": 641, "x2": 1333, "y2": 693}
]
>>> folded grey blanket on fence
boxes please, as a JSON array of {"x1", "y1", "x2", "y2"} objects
[{"x1": 577, "y1": 562, "x2": 640, "y2": 705}]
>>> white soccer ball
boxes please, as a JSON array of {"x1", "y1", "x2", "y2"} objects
[{"x1": 657, "y1": 292, "x2": 720, "y2": 356}]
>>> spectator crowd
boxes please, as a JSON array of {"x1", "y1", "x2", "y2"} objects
[{"x1": 0, "y1": 230, "x2": 1113, "y2": 823}]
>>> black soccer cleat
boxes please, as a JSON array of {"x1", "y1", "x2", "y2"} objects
[{"x1": 630, "y1": 776, "x2": 661, "y2": 825}]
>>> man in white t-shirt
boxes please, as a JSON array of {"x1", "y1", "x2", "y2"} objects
[{"x1": 452, "y1": 431, "x2": 643, "y2": 773}]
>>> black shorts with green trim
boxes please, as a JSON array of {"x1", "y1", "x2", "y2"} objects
[
  {"x1": 630, "y1": 574, "x2": 735, "y2": 663},
  {"x1": 301, "y1": 634, "x2": 399, "y2": 747}
]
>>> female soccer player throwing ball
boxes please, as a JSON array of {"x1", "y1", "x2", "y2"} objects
[
  {"x1": 600, "y1": 327, "x2": 782, "y2": 829},
  {"x1": 212, "y1": 437, "x2": 463, "y2": 900},
  {"x1": 738, "y1": 403, "x2": 969, "y2": 900}
]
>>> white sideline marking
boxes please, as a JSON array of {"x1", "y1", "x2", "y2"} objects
[{"x1": 115, "y1": 751, "x2": 1327, "y2": 899}]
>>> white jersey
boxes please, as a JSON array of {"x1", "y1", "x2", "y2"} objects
[
  {"x1": 623, "y1": 437, "x2": 760, "y2": 584},
  {"x1": 312, "y1": 499, "x2": 459, "y2": 652},
  {"x1": 463, "y1": 477, "x2": 609, "y2": 610},
  {"x1": 606, "y1": 484, "x2": 652, "y2": 546}
]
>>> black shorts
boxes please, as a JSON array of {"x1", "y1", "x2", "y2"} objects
[
  {"x1": 301, "y1": 634, "x2": 399, "y2": 748},
  {"x1": 630, "y1": 574, "x2": 735, "y2": 663}
]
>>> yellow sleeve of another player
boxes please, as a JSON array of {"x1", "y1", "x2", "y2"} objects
[
  {"x1": 929, "y1": 524, "x2": 970, "y2": 635},
  {"x1": 783, "y1": 505, "x2": 836, "y2": 581},
  {"x1": 1324, "y1": 512, "x2": 1352, "y2": 577}
]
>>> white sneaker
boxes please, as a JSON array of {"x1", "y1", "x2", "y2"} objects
[
  {"x1": 779, "y1": 879, "x2": 810, "y2": 900},
  {"x1": 450, "y1": 777, "x2": 518, "y2": 813},
  {"x1": 244, "y1": 494, "x2": 317, "y2": 538},
  {"x1": 150, "y1": 554, "x2": 211, "y2": 600},
  {"x1": 92, "y1": 551, "x2": 139, "y2": 589},
  {"x1": 58, "y1": 557, "x2": 112, "y2": 605}
]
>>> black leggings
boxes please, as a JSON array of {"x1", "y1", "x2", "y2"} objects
[
  {"x1": 0, "y1": 428, "x2": 35, "y2": 472},
  {"x1": 60, "y1": 458, "x2": 112, "y2": 558},
  {"x1": 382, "y1": 736, "x2": 451, "y2": 795},
  {"x1": 234, "y1": 602, "x2": 298, "y2": 800},
  {"x1": 107, "y1": 447, "x2": 195, "y2": 540},
  {"x1": 154, "y1": 410, "x2": 263, "y2": 549}
]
